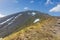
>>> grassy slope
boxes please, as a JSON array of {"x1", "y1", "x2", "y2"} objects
[{"x1": 3, "y1": 17, "x2": 59, "y2": 40}]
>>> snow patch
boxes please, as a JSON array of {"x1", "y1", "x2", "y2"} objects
[
  {"x1": 0, "y1": 38, "x2": 3, "y2": 40},
  {"x1": 32, "y1": 12, "x2": 36, "y2": 16},
  {"x1": 0, "y1": 17, "x2": 14, "y2": 25},
  {"x1": 33, "y1": 19, "x2": 40, "y2": 23},
  {"x1": 7, "y1": 14, "x2": 22, "y2": 25},
  {"x1": 8, "y1": 21, "x2": 13, "y2": 25},
  {"x1": 15, "y1": 14, "x2": 22, "y2": 19}
]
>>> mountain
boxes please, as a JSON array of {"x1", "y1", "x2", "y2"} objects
[
  {"x1": 0, "y1": 10, "x2": 60, "y2": 40},
  {"x1": 0, "y1": 10, "x2": 50, "y2": 38}
]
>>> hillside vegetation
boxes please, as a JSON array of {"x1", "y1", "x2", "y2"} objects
[{"x1": 3, "y1": 17, "x2": 60, "y2": 40}]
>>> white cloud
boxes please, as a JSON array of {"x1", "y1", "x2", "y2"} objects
[
  {"x1": 30, "y1": 0, "x2": 34, "y2": 3},
  {"x1": 49, "y1": 4, "x2": 60, "y2": 12},
  {"x1": 45, "y1": 0, "x2": 53, "y2": 5},
  {"x1": 24, "y1": 7, "x2": 29, "y2": 10},
  {"x1": 12, "y1": 0, "x2": 18, "y2": 3},
  {"x1": 0, "y1": 14, "x2": 5, "y2": 18}
]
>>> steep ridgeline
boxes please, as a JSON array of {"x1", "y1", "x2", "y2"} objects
[{"x1": 0, "y1": 10, "x2": 50, "y2": 38}]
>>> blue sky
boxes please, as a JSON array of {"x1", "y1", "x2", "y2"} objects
[{"x1": 0, "y1": 0, "x2": 60, "y2": 17}]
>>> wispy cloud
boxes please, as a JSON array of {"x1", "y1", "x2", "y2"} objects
[
  {"x1": 45, "y1": 0, "x2": 53, "y2": 5},
  {"x1": 30, "y1": 0, "x2": 34, "y2": 3},
  {"x1": 12, "y1": 0, "x2": 19, "y2": 3},
  {"x1": 24, "y1": 7, "x2": 29, "y2": 10},
  {"x1": 49, "y1": 4, "x2": 60, "y2": 12}
]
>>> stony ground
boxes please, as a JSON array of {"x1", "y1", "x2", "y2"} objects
[
  {"x1": 53, "y1": 18, "x2": 60, "y2": 40},
  {"x1": 3, "y1": 17, "x2": 60, "y2": 40}
]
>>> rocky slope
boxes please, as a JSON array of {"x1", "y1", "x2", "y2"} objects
[
  {"x1": 0, "y1": 10, "x2": 60, "y2": 40},
  {"x1": 0, "y1": 10, "x2": 50, "y2": 38},
  {"x1": 3, "y1": 17, "x2": 60, "y2": 40}
]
